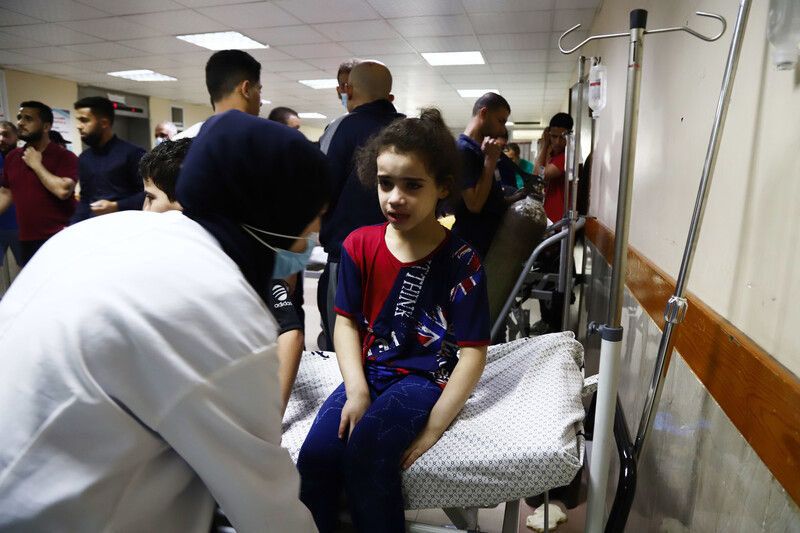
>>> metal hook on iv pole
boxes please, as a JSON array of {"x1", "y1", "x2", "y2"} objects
[{"x1": 558, "y1": 11, "x2": 727, "y2": 54}]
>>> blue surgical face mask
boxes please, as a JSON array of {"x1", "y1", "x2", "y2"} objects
[
  {"x1": 241, "y1": 223, "x2": 316, "y2": 279},
  {"x1": 341, "y1": 93, "x2": 348, "y2": 110},
  {"x1": 272, "y1": 237, "x2": 315, "y2": 279},
  {"x1": 155, "y1": 137, "x2": 167, "y2": 146}
]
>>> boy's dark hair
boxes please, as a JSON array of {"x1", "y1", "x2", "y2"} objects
[
  {"x1": 139, "y1": 138, "x2": 193, "y2": 202},
  {"x1": 205, "y1": 50, "x2": 261, "y2": 105},
  {"x1": 471, "y1": 92, "x2": 510, "y2": 116},
  {"x1": 549, "y1": 112, "x2": 574, "y2": 131},
  {"x1": 267, "y1": 106, "x2": 298, "y2": 125},
  {"x1": 20, "y1": 101, "x2": 54, "y2": 125},
  {"x1": 0, "y1": 121, "x2": 18, "y2": 133},
  {"x1": 506, "y1": 142, "x2": 520, "y2": 156},
  {"x1": 356, "y1": 107, "x2": 460, "y2": 201},
  {"x1": 74, "y1": 96, "x2": 115, "y2": 125}
]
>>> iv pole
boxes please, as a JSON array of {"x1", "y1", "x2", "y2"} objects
[
  {"x1": 558, "y1": 8, "x2": 727, "y2": 533},
  {"x1": 632, "y1": 0, "x2": 752, "y2": 467},
  {"x1": 559, "y1": 56, "x2": 588, "y2": 332}
]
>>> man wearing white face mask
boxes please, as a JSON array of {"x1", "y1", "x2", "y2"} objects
[
  {"x1": 154, "y1": 121, "x2": 177, "y2": 147},
  {"x1": 316, "y1": 61, "x2": 403, "y2": 351},
  {"x1": 336, "y1": 59, "x2": 359, "y2": 110}
]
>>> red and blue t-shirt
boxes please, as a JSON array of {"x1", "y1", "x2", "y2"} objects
[{"x1": 335, "y1": 223, "x2": 490, "y2": 391}]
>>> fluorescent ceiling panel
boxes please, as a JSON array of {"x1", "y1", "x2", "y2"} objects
[
  {"x1": 107, "y1": 69, "x2": 177, "y2": 81},
  {"x1": 298, "y1": 112, "x2": 327, "y2": 119},
  {"x1": 298, "y1": 79, "x2": 338, "y2": 89},
  {"x1": 457, "y1": 89, "x2": 499, "y2": 98},
  {"x1": 261, "y1": 99, "x2": 272, "y2": 104},
  {"x1": 176, "y1": 31, "x2": 267, "y2": 50},
  {"x1": 421, "y1": 51, "x2": 484, "y2": 66}
]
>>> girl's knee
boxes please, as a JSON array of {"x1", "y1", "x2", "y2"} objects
[
  {"x1": 342, "y1": 429, "x2": 379, "y2": 469},
  {"x1": 298, "y1": 432, "x2": 342, "y2": 473}
]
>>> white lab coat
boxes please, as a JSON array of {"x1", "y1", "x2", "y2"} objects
[{"x1": 0, "y1": 211, "x2": 317, "y2": 533}]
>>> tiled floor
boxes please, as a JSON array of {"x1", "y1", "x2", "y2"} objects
[
  {"x1": 399, "y1": 466, "x2": 588, "y2": 532},
  {"x1": 0, "y1": 250, "x2": 21, "y2": 298}
]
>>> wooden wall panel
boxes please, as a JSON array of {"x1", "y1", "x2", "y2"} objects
[{"x1": 584, "y1": 218, "x2": 800, "y2": 506}]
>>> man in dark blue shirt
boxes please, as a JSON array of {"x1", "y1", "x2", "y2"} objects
[
  {"x1": 317, "y1": 60, "x2": 404, "y2": 350},
  {"x1": 0, "y1": 121, "x2": 22, "y2": 272},
  {"x1": 71, "y1": 96, "x2": 146, "y2": 224},
  {"x1": 452, "y1": 93, "x2": 523, "y2": 259}
]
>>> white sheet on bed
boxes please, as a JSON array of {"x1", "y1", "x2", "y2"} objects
[{"x1": 281, "y1": 332, "x2": 586, "y2": 509}]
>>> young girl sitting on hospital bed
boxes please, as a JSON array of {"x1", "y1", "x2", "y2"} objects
[{"x1": 297, "y1": 108, "x2": 491, "y2": 533}]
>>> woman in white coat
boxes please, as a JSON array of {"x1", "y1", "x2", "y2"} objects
[{"x1": 0, "y1": 110, "x2": 329, "y2": 533}]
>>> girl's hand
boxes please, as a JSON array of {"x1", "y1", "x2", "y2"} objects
[
  {"x1": 338, "y1": 393, "x2": 371, "y2": 440},
  {"x1": 400, "y1": 425, "x2": 442, "y2": 470}
]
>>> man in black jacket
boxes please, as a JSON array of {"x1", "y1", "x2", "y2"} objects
[{"x1": 317, "y1": 61, "x2": 404, "y2": 350}]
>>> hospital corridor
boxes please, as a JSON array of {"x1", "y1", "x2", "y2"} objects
[{"x1": 0, "y1": 0, "x2": 798, "y2": 532}]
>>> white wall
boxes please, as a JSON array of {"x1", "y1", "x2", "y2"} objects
[
  {"x1": 580, "y1": 0, "x2": 800, "y2": 375},
  {"x1": 299, "y1": 124, "x2": 324, "y2": 142},
  {"x1": 2, "y1": 68, "x2": 80, "y2": 153},
  {"x1": 149, "y1": 96, "x2": 212, "y2": 149},
  {"x1": 2, "y1": 68, "x2": 216, "y2": 154}
]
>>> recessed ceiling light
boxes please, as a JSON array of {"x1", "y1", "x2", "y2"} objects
[
  {"x1": 421, "y1": 51, "x2": 485, "y2": 66},
  {"x1": 457, "y1": 89, "x2": 500, "y2": 98},
  {"x1": 298, "y1": 112, "x2": 327, "y2": 119},
  {"x1": 107, "y1": 70, "x2": 177, "y2": 82},
  {"x1": 298, "y1": 79, "x2": 339, "y2": 89},
  {"x1": 261, "y1": 99, "x2": 272, "y2": 105},
  {"x1": 176, "y1": 31, "x2": 267, "y2": 50},
  {"x1": 505, "y1": 121, "x2": 515, "y2": 126}
]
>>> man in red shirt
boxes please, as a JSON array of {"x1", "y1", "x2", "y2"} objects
[
  {"x1": 530, "y1": 112, "x2": 574, "y2": 334},
  {"x1": 535, "y1": 112, "x2": 574, "y2": 224},
  {"x1": 0, "y1": 101, "x2": 77, "y2": 265}
]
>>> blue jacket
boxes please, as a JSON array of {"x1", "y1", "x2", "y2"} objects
[
  {"x1": 0, "y1": 152, "x2": 17, "y2": 230},
  {"x1": 319, "y1": 99, "x2": 404, "y2": 259},
  {"x1": 72, "y1": 135, "x2": 146, "y2": 224}
]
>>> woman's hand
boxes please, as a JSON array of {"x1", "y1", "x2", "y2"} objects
[
  {"x1": 400, "y1": 425, "x2": 443, "y2": 470},
  {"x1": 338, "y1": 392, "x2": 371, "y2": 440}
]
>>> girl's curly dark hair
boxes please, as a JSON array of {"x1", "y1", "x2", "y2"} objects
[{"x1": 355, "y1": 108, "x2": 461, "y2": 204}]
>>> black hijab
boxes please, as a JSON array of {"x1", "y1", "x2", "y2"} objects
[{"x1": 176, "y1": 110, "x2": 330, "y2": 303}]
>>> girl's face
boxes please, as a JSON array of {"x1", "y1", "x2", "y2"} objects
[{"x1": 376, "y1": 148, "x2": 449, "y2": 234}]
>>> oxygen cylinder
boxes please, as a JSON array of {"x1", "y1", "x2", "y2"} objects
[{"x1": 483, "y1": 194, "x2": 548, "y2": 330}]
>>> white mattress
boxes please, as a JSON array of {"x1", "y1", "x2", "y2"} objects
[{"x1": 281, "y1": 332, "x2": 586, "y2": 509}]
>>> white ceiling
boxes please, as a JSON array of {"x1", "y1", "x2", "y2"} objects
[{"x1": 0, "y1": 0, "x2": 600, "y2": 130}]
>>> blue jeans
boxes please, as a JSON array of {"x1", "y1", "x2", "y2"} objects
[
  {"x1": 297, "y1": 374, "x2": 443, "y2": 533},
  {"x1": 0, "y1": 228, "x2": 22, "y2": 268}
]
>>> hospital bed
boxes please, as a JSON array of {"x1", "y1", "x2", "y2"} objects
[{"x1": 282, "y1": 332, "x2": 597, "y2": 532}]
